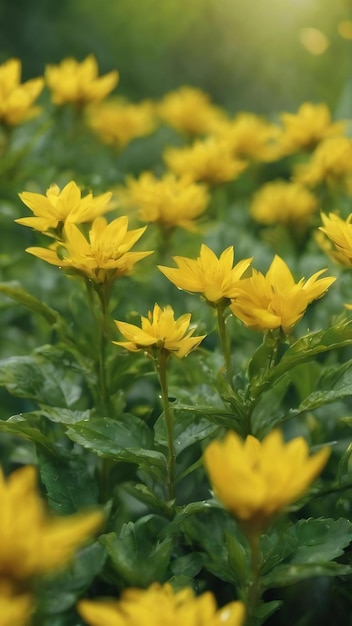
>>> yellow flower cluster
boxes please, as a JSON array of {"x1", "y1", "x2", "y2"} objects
[
  {"x1": 78, "y1": 582, "x2": 245, "y2": 626},
  {"x1": 158, "y1": 244, "x2": 252, "y2": 306},
  {"x1": 27, "y1": 216, "x2": 152, "y2": 285},
  {"x1": 319, "y1": 212, "x2": 352, "y2": 267},
  {"x1": 214, "y1": 112, "x2": 281, "y2": 162},
  {"x1": 250, "y1": 181, "x2": 318, "y2": 226},
  {"x1": 0, "y1": 465, "x2": 103, "y2": 626},
  {"x1": 229, "y1": 255, "x2": 335, "y2": 334},
  {"x1": 0, "y1": 59, "x2": 43, "y2": 126},
  {"x1": 87, "y1": 98, "x2": 156, "y2": 149},
  {"x1": 278, "y1": 102, "x2": 345, "y2": 154},
  {"x1": 204, "y1": 430, "x2": 330, "y2": 532},
  {"x1": 157, "y1": 85, "x2": 227, "y2": 137},
  {"x1": 295, "y1": 136, "x2": 352, "y2": 189},
  {"x1": 164, "y1": 137, "x2": 247, "y2": 185},
  {"x1": 114, "y1": 303, "x2": 205, "y2": 359},
  {"x1": 17, "y1": 180, "x2": 152, "y2": 286},
  {"x1": 45, "y1": 55, "x2": 118, "y2": 106},
  {"x1": 120, "y1": 171, "x2": 209, "y2": 231},
  {"x1": 17, "y1": 180, "x2": 113, "y2": 235},
  {"x1": 159, "y1": 248, "x2": 335, "y2": 334}
]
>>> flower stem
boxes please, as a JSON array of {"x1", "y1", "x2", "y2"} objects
[
  {"x1": 157, "y1": 349, "x2": 175, "y2": 502},
  {"x1": 216, "y1": 303, "x2": 233, "y2": 383},
  {"x1": 85, "y1": 279, "x2": 112, "y2": 416},
  {"x1": 245, "y1": 530, "x2": 263, "y2": 625}
]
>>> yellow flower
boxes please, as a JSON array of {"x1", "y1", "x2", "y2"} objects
[
  {"x1": 158, "y1": 244, "x2": 252, "y2": 305},
  {"x1": 78, "y1": 582, "x2": 246, "y2": 626},
  {"x1": 319, "y1": 212, "x2": 352, "y2": 267},
  {"x1": 229, "y1": 255, "x2": 336, "y2": 334},
  {"x1": 0, "y1": 58, "x2": 43, "y2": 126},
  {"x1": 250, "y1": 181, "x2": 318, "y2": 226},
  {"x1": 204, "y1": 429, "x2": 330, "y2": 531},
  {"x1": 164, "y1": 137, "x2": 247, "y2": 185},
  {"x1": 0, "y1": 465, "x2": 103, "y2": 580},
  {"x1": 214, "y1": 113, "x2": 281, "y2": 162},
  {"x1": 119, "y1": 171, "x2": 209, "y2": 231},
  {"x1": 157, "y1": 85, "x2": 227, "y2": 137},
  {"x1": 16, "y1": 181, "x2": 113, "y2": 236},
  {"x1": 26, "y1": 216, "x2": 153, "y2": 284},
  {"x1": 294, "y1": 136, "x2": 352, "y2": 188},
  {"x1": 0, "y1": 582, "x2": 33, "y2": 626},
  {"x1": 87, "y1": 98, "x2": 156, "y2": 149},
  {"x1": 278, "y1": 102, "x2": 345, "y2": 154},
  {"x1": 113, "y1": 303, "x2": 205, "y2": 358},
  {"x1": 45, "y1": 55, "x2": 118, "y2": 106}
]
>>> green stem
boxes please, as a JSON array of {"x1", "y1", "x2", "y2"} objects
[
  {"x1": 216, "y1": 303, "x2": 233, "y2": 383},
  {"x1": 245, "y1": 531, "x2": 263, "y2": 625},
  {"x1": 85, "y1": 279, "x2": 111, "y2": 416},
  {"x1": 157, "y1": 349, "x2": 175, "y2": 502}
]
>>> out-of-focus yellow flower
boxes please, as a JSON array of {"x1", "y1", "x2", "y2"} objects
[
  {"x1": 0, "y1": 58, "x2": 43, "y2": 126},
  {"x1": 295, "y1": 136, "x2": 352, "y2": 188},
  {"x1": 250, "y1": 181, "x2": 318, "y2": 226},
  {"x1": 338, "y1": 20, "x2": 352, "y2": 40},
  {"x1": 158, "y1": 244, "x2": 252, "y2": 306},
  {"x1": 157, "y1": 85, "x2": 227, "y2": 137},
  {"x1": 0, "y1": 465, "x2": 103, "y2": 580},
  {"x1": 26, "y1": 216, "x2": 153, "y2": 284},
  {"x1": 164, "y1": 137, "x2": 247, "y2": 185},
  {"x1": 214, "y1": 112, "x2": 281, "y2": 162},
  {"x1": 0, "y1": 582, "x2": 33, "y2": 626},
  {"x1": 204, "y1": 429, "x2": 330, "y2": 531},
  {"x1": 17, "y1": 181, "x2": 113, "y2": 236},
  {"x1": 87, "y1": 98, "x2": 156, "y2": 149},
  {"x1": 114, "y1": 303, "x2": 205, "y2": 359},
  {"x1": 45, "y1": 55, "x2": 118, "y2": 106},
  {"x1": 119, "y1": 171, "x2": 209, "y2": 231},
  {"x1": 78, "y1": 582, "x2": 246, "y2": 626},
  {"x1": 230, "y1": 255, "x2": 335, "y2": 334},
  {"x1": 300, "y1": 27, "x2": 329, "y2": 55},
  {"x1": 319, "y1": 212, "x2": 352, "y2": 267},
  {"x1": 279, "y1": 103, "x2": 345, "y2": 154}
]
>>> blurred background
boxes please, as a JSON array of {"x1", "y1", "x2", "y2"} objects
[{"x1": 0, "y1": 0, "x2": 351, "y2": 115}]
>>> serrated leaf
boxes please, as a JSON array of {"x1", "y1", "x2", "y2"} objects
[
  {"x1": 0, "y1": 347, "x2": 83, "y2": 407},
  {"x1": 171, "y1": 552, "x2": 203, "y2": 577},
  {"x1": 37, "y1": 448, "x2": 99, "y2": 514},
  {"x1": 100, "y1": 516, "x2": 173, "y2": 586},
  {"x1": 66, "y1": 415, "x2": 167, "y2": 481},
  {"x1": 154, "y1": 409, "x2": 219, "y2": 455},
  {"x1": 262, "y1": 518, "x2": 352, "y2": 588},
  {"x1": 0, "y1": 414, "x2": 56, "y2": 452},
  {"x1": 39, "y1": 543, "x2": 106, "y2": 614},
  {"x1": 262, "y1": 561, "x2": 352, "y2": 588}
]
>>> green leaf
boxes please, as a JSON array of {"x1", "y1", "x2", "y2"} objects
[
  {"x1": 0, "y1": 281, "x2": 70, "y2": 337},
  {"x1": 37, "y1": 448, "x2": 99, "y2": 514},
  {"x1": 154, "y1": 409, "x2": 219, "y2": 455},
  {"x1": 265, "y1": 319, "x2": 352, "y2": 388},
  {"x1": 121, "y1": 483, "x2": 171, "y2": 515},
  {"x1": 100, "y1": 516, "x2": 173, "y2": 586},
  {"x1": 289, "y1": 517, "x2": 352, "y2": 564},
  {"x1": 180, "y1": 508, "x2": 248, "y2": 585},
  {"x1": 262, "y1": 561, "x2": 352, "y2": 588},
  {"x1": 38, "y1": 543, "x2": 106, "y2": 614},
  {"x1": 171, "y1": 552, "x2": 203, "y2": 578},
  {"x1": 66, "y1": 415, "x2": 167, "y2": 481},
  {"x1": 0, "y1": 414, "x2": 56, "y2": 452},
  {"x1": 262, "y1": 518, "x2": 352, "y2": 588},
  {"x1": 0, "y1": 346, "x2": 83, "y2": 407},
  {"x1": 29, "y1": 406, "x2": 93, "y2": 425},
  {"x1": 224, "y1": 530, "x2": 250, "y2": 588}
]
